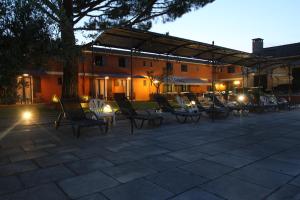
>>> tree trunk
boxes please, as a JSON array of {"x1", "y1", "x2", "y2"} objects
[{"x1": 61, "y1": 0, "x2": 78, "y2": 98}]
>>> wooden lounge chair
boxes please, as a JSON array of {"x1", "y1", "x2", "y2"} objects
[
  {"x1": 54, "y1": 98, "x2": 108, "y2": 138},
  {"x1": 114, "y1": 93, "x2": 163, "y2": 134},
  {"x1": 153, "y1": 94, "x2": 201, "y2": 123},
  {"x1": 185, "y1": 92, "x2": 230, "y2": 118}
]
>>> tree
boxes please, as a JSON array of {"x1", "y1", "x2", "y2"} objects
[
  {"x1": 0, "y1": 1, "x2": 55, "y2": 104},
  {"x1": 32, "y1": 0, "x2": 214, "y2": 98}
]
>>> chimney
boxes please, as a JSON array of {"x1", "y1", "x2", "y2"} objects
[{"x1": 252, "y1": 38, "x2": 264, "y2": 54}]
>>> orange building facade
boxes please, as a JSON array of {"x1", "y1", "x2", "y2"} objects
[{"x1": 17, "y1": 46, "x2": 243, "y2": 103}]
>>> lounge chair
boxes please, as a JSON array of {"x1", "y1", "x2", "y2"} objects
[
  {"x1": 54, "y1": 98, "x2": 108, "y2": 138},
  {"x1": 260, "y1": 95, "x2": 279, "y2": 111},
  {"x1": 153, "y1": 94, "x2": 201, "y2": 123},
  {"x1": 114, "y1": 93, "x2": 163, "y2": 134},
  {"x1": 185, "y1": 92, "x2": 229, "y2": 118}
]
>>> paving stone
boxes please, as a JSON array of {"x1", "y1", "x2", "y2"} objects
[
  {"x1": 4, "y1": 183, "x2": 67, "y2": 200},
  {"x1": 146, "y1": 168, "x2": 207, "y2": 194},
  {"x1": 155, "y1": 141, "x2": 192, "y2": 151},
  {"x1": 22, "y1": 143, "x2": 57, "y2": 151},
  {"x1": 252, "y1": 158, "x2": 300, "y2": 176},
  {"x1": 77, "y1": 193, "x2": 108, "y2": 200},
  {"x1": 171, "y1": 187, "x2": 224, "y2": 200},
  {"x1": 168, "y1": 148, "x2": 210, "y2": 162},
  {"x1": 0, "y1": 160, "x2": 38, "y2": 176},
  {"x1": 0, "y1": 147, "x2": 23, "y2": 158},
  {"x1": 228, "y1": 148, "x2": 272, "y2": 160},
  {"x1": 201, "y1": 175, "x2": 272, "y2": 200},
  {"x1": 20, "y1": 165, "x2": 75, "y2": 187},
  {"x1": 35, "y1": 153, "x2": 79, "y2": 167},
  {"x1": 230, "y1": 165, "x2": 292, "y2": 190},
  {"x1": 205, "y1": 153, "x2": 254, "y2": 168},
  {"x1": 102, "y1": 162, "x2": 156, "y2": 183},
  {"x1": 130, "y1": 145, "x2": 170, "y2": 157},
  {"x1": 0, "y1": 176, "x2": 23, "y2": 195},
  {"x1": 66, "y1": 157, "x2": 114, "y2": 174},
  {"x1": 59, "y1": 171, "x2": 119, "y2": 199},
  {"x1": 266, "y1": 184, "x2": 300, "y2": 200},
  {"x1": 290, "y1": 176, "x2": 300, "y2": 187},
  {"x1": 102, "y1": 179, "x2": 173, "y2": 200},
  {"x1": 0, "y1": 157, "x2": 9, "y2": 166},
  {"x1": 271, "y1": 152, "x2": 300, "y2": 165},
  {"x1": 98, "y1": 150, "x2": 144, "y2": 164},
  {"x1": 179, "y1": 159, "x2": 234, "y2": 179},
  {"x1": 138, "y1": 155, "x2": 187, "y2": 172},
  {"x1": 9, "y1": 150, "x2": 48, "y2": 162}
]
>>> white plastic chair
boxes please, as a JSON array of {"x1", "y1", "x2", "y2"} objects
[{"x1": 89, "y1": 99, "x2": 116, "y2": 125}]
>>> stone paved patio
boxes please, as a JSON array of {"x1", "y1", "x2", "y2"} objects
[{"x1": 1, "y1": 110, "x2": 300, "y2": 199}]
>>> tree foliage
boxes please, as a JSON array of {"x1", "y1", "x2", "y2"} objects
[
  {"x1": 0, "y1": 1, "x2": 56, "y2": 104},
  {"x1": 2, "y1": 0, "x2": 215, "y2": 99}
]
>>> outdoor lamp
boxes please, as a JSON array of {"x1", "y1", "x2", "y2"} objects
[
  {"x1": 127, "y1": 77, "x2": 131, "y2": 80},
  {"x1": 103, "y1": 104, "x2": 113, "y2": 113},
  {"x1": 105, "y1": 76, "x2": 109, "y2": 80},
  {"x1": 191, "y1": 101, "x2": 196, "y2": 105},
  {"x1": 237, "y1": 94, "x2": 245, "y2": 102},
  {"x1": 52, "y1": 95, "x2": 59, "y2": 103},
  {"x1": 153, "y1": 79, "x2": 159, "y2": 84},
  {"x1": 22, "y1": 111, "x2": 32, "y2": 120},
  {"x1": 233, "y1": 80, "x2": 241, "y2": 86}
]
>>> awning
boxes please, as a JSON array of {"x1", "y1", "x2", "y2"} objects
[
  {"x1": 163, "y1": 76, "x2": 210, "y2": 85},
  {"x1": 94, "y1": 28, "x2": 298, "y2": 68}
]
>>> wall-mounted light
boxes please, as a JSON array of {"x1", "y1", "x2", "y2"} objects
[
  {"x1": 233, "y1": 80, "x2": 241, "y2": 86},
  {"x1": 105, "y1": 76, "x2": 109, "y2": 80}
]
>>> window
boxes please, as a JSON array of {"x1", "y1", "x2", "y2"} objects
[
  {"x1": 95, "y1": 55, "x2": 104, "y2": 66},
  {"x1": 181, "y1": 64, "x2": 188, "y2": 72},
  {"x1": 118, "y1": 57, "x2": 126, "y2": 68},
  {"x1": 216, "y1": 67, "x2": 223, "y2": 73},
  {"x1": 166, "y1": 62, "x2": 173, "y2": 73},
  {"x1": 227, "y1": 66, "x2": 235, "y2": 73},
  {"x1": 57, "y1": 77, "x2": 62, "y2": 85},
  {"x1": 143, "y1": 61, "x2": 146, "y2": 66},
  {"x1": 143, "y1": 61, "x2": 152, "y2": 67},
  {"x1": 34, "y1": 77, "x2": 41, "y2": 93}
]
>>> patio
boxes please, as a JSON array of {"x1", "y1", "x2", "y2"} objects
[{"x1": 1, "y1": 110, "x2": 300, "y2": 200}]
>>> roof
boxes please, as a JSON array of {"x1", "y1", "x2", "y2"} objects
[
  {"x1": 95, "y1": 28, "x2": 296, "y2": 68},
  {"x1": 261, "y1": 42, "x2": 300, "y2": 58}
]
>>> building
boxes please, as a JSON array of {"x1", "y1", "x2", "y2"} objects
[{"x1": 250, "y1": 39, "x2": 300, "y2": 92}]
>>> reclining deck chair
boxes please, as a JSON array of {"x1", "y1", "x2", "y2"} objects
[
  {"x1": 114, "y1": 93, "x2": 163, "y2": 134},
  {"x1": 55, "y1": 98, "x2": 108, "y2": 138},
  {"x1": 153, "y1": 94, "x2": 201, "y2": 123},
  {"x1": 185, "y1": 93, "x2": 229, "y2": 118}
]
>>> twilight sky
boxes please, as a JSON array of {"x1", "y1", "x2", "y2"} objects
[
  {"x1": 150, "y1": 0, "x2": 300, "y2": 52},
  {"x1": 76, "y1": 0, "x2": 300, "y2": 53}
]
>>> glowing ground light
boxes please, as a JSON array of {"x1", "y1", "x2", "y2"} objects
[
  {"x1": 238, "y1": 95, "x2": 245, "y2": 102},
  {"x1": 22, "y1": 111, "x2": 32, "y2": 120},
  {"x1": 103, "y1": 104, "x2": 113, "y2": 113}
]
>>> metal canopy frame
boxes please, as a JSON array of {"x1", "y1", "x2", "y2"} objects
[{"x1": 94, "y1": 27, "x2": 299, "y2": 68}]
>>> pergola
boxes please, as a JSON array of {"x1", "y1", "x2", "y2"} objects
[{"x1": 93, "y1": 27, "x2": 300, "y2": 100}]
